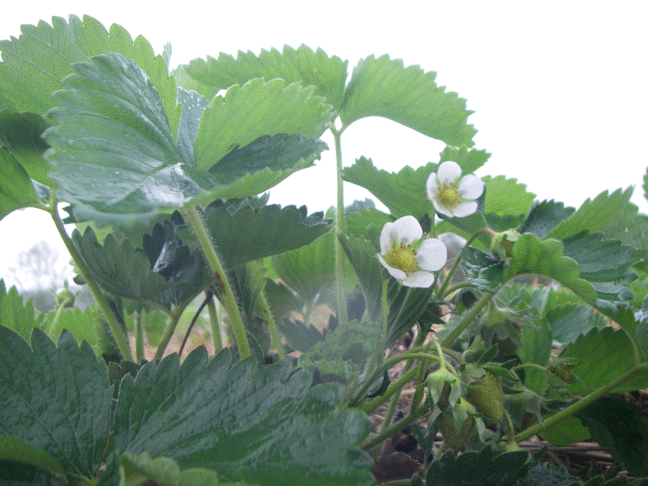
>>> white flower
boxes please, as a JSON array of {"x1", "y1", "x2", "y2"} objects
[
  {"x1": 426, "y1": 161, "x2": 484, "y2": 218},
  {"x1": 377, "y1": 215, "x2": 447, "y2": 288}
]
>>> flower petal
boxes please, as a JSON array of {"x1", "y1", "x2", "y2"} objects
[
  {"x1": 391, "y1": 215, "x2": 422, "y2": 246},
  {"x1": 426, "y1": 173, "x2": 439, "y2": 199},
  {"x1": 377, "y1": 254, "x2": 407, "y2": 280},
  {"x1": 458, "y1": 174, "x2": 484, "y2": 200},
  {"x1": 452, "y1": 201, "x2": 478, "y2": 218},
  {"x1": 403, "y1": 270, "x2": 435, "y2": 288},
  {"x1": 437, "y1": 161, "x2": 462, "y2": 185},
  {"x1": 379, "y1": 221, "x2": 398, "y2": 254},
  {"x1": 432, "y1": 199, "x2": 454, "y2": 218},
  {"x1": 416, "y1": 238, "x2": 448, "y2": 271}
]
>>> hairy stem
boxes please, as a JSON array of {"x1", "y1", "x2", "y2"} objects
[
  {"x1": 258, "y1": 289, "x2": 286, "y2": 360},
  {"x1": 49, "y1": 202, "x2": 133, "y2": 360},
  {"x1": 441, "y1": 291, "x2": 495, "y2": 348},
  {"x1": 207, "y1": 294, "x2": 222, "y2": 351},
  {"x1": 332, "y1": 127, "x2": 348, "y2": 324},
  {"x1": 182, "y1": 205, "x2": 250, "y2": 359}
]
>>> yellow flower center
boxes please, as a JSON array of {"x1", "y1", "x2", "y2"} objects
[
  {"x1": 383, "y1": 244, "x2": 418, "y2": 274},
  {"x1": 437, "y1": 184, "x2": 462, "y2": 209}
]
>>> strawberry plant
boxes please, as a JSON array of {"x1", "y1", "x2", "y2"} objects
[{"x1": 1, "y1": 14, "x2": 648, "y2": 485}]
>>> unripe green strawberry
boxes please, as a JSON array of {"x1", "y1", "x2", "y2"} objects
[
  {"x1": 426, "y1": 366, "x2": 460, "y2": 410},
  {"x1": 479, "y1": 302, "x2": 522, "y2": 356},
  {"x1": 437, "y1": 398, "x2": 476, "y2": 450},
  {"x1": 466, "y1": 371, "x2": 504, "y2": 422}
]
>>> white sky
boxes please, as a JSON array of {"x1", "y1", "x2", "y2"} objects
[{"x1": 1, "y1": 1, "x2": 647, "y2": 288}]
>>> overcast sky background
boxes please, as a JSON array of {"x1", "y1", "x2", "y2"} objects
[{"x1": 1, "y1": 1, "x2": 647, "y2": 289}]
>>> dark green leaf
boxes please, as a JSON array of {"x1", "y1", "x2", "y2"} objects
[
  {"x1": 0, "y1": 327, "x2": 111, "y2": 478},
  {"x1": 576, "y1": 396, "x2": 648, "y2": 477},
  {"x1": 563, "y1": 231, "x2": 637, "y2": 283},
  {"x1": 205, "y1": 202, "x2": 332, "y2": 269},
  {"x1": 194, "y1": 78, "x2": 332, "y2": 170},
  {"x1": 559, "y1": 327, "x2": 648, "y2": 395},
  {"x1": 460, "y1": 246, "x2": 505, "y2": 292},
  {"x1": 518, "y1": 318, "x2": 552, "y2": 395},
  {"x1": 113, "y1": 349, "x2": 373, "y2": 485},
  {"x1": 545, "y1": 303, "x2": 607, "y2": 345},
  {"x1": 520, "y1": 200, "x2": 575, "y2": 239},
  {"x1": 0, "y1": 436, "x2": 65, "y2": 480},
  {"x1": 386, "y1": 282, "x2": 435, "y2": 344},
  {"x1": 0, "y1": 111, "x2": 52, "y2": 186},
  {"x1": 72, "y1": 227, "x2": 169, "y2": 301},
  {"x1": 0, "y1": 149, "x2": 37, "y2": 220},
  {"x1": 515, "y1": 461, "x2": 575, "y2": 486},
  {"x1": 340, "y1": 55, "x2": 476, "y2": 146},
  {"x1": 539, "y1": 416, "x2": 591, "y2": 447},
  {"x1": 299, "y1": 320, "x2": 379, "y2": 383},
  {"x1": 425, "y1": 447, "x2": 529, "y2": 486},
  {"x1": 183, "y1": 44, "x2": 349, "y2": 111},
  {"x1": 277, "y1": 318, "x2": 326, "y2": 353}
]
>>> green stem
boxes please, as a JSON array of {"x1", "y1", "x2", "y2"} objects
[
  {"x1": 364, "y1": 367, "x2": 420, "y2": 414},
  {"x1": 155, "y1": 307, "x2": 183, "y2": 360},
  {"x1": 440, "y1": 291, "x2": 495, "y2": 348},
  {"x1": 504, "y1": 409, "x2": 516, "y2": 446},
  {"x1": 515, "y1": 363, "x2": 648, "y2": 443},
  {"x1": 207, "y1": 294, "x2": 222, "y2": 351},
  {"x1": 258, "y1": 289, "x2": 285, "y2": 360},
  {"x1": 361, "y1": 406, "x2": 429, "y2": 451},
  {"x1": 45, "y1": 298, "x2": 72, "y2": 337},
  {"x1": 182, "y1": 206, "x2": 251, "y2": 360},
  {"x1": 135, "y1": 311, "x2": 144, "y2": 363},
  {"x1": 332, "y1": 126, "x2": 348, "y2": 325},
  {"x1": 49, "y1": 201, "x2": 133, "y2": 361}
]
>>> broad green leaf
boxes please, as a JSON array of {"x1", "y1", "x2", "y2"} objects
[
  {"x1": 482, "y1": 176, "x2": 536, "y2": 217},
  {"x1": 277, "y1": 318, "x2": 326, "y2": 353},
  {"x1": 518, "y1": 318, "x2": 552, "y2": 395},
  {"x1": 113, "y1": 349, "x2": 373, "y2": 485},
  {"x1": 460, "y1": 246, "x2": 505, "y2": 293},
  {"x1": 439, "y1": 145, "x2": 490, "y2": 174},
  {"x1": 342, "y1": 157, "x2": 435, "y2": 220},
  {"x1": 576, "y1": 396, "x2": 648, "y2": 477},
  {"x1": 0, "y1": 111, "x2": 52, "y2": 186},
  {"x1": 548, "y1": 188, "x2": 633, "y2": 241},
  {"x1": 386, "y1": 282, "x2": 436, "y2": 344},
  {"x1": 0, "y1": 15, "x2": 179, "y2": 132},
  {"x1": 299, "y1": 320, "x2": 379, "y2": 383},
  {"x1": 175, "y1": 88, "x2": 210, "y2": 164},
  {"x1": 539, "y1": 416, "x2": 591, "y2": 447},
  {"x1": 0, "y1": 327, "x2": 111, "y2": 478},
  {"x1": 270, "y1": 230, "x2": 336, "y2": 305},
  {"x1": 0, "y1": 436, "x2": 66, "y2": 480},
  {"x1": 508, "y1": 234, "x2": 597, "y2": 302},
  {"x1": 72, "y1": 227, "x2": 169, "y2": 301},
  {"x1": 0, "y1": 148, "x2": 37, "y2": 220},
  {"x1": 520, "y1": 200, "x2": 575, "y2": 240},
  {"x1": 559, "y1": 327, "x2": 648, "y2": 395},
  {"x1": 425, "y1": 447, "x2": 529, "y2": 486},
  {"x1": 0, "y1": 281, "x2": 47, "y2": 342},
  {"x1": 562, "y1": 232, "x2": 637, "y2": 283},
  {"x1": 194, "y1": 78, "x2": 331, "y2": 171},
  {"x1": 41, "y1": 306, "x2": 99, "y2": 347},
  {"x1": 120, "y1": 452, "x2": 220, "y2": 486},
  {"x1": 204, "y1": 202, "x2": 332, "y2": 269},
  {"x1": 340, "y1": 55, "x2": 476, "y2": 146},
  {"x1": 545, "y1": 303, "x2": 606, "y2": 345},
  {"x1": 338, "y1": 234, "x2": 383, "y2": 321},
  {"x1": 183, "y1": 44, "x2": 349, "y2": 111},
  {"x1": 345, "y1": 206, "x2": 392, "y2": 240}
]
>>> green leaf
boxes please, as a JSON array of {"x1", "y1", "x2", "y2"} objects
[
  {"x1": 545, "y1": 303, "x2": 607, "y2": 345},
  {"x1": 183, "y1": 44, "x2": 349, "y2": 111},
  {"x1": 424, "y1": 447, "x2": 529, "y2": 486},
  {"x1": 518, "y1": 318, "x2": 552, "y2": 395},
  {"x1": 0, "y1": 148, "x2": 37, "y2": 220},
  {"x1": 576, "y1": 396, "x2": 648, "y2": 477},
  {"x1": 515, "y1": 461, "x2": 575, "y2": 486},
  {"x1": 644, "y1": 166, "x2": 648, "y2": 203},
  {"x1": 340, "y1": 55, "x2": 476, "y2": 146},
  {"x1": 539, "y1": 416, "x2": 591, "y2": 447},
  {"x1": 0, "y1": 436, "x2": 66, "y2": 480},
  {"x1": 520, "y1": 200, "x2": 575, "y2": 239},
  {"x1": 460, "y1": 246, "x2": 505, "y2": 293},
  {"x1": 0, "y1": 281, "x2": 47, "y2": 342},
  {"x1": 338, "y1": 234, "x2": 383, "y2": 321},
  {"x1": 205, "y1": 202, "x2": 332, "y2": 269},
  {"x1": 0, "y1": 15, "x2": 179, "y2": 131},
  {"x1": 548, "y1": 188, "x2": 634, "y2": 241},
  {"x1": 0, "y1": 327, "x2": 111, "y2": 478},
  {"x1": 120, "y1": 452, "x2": 220, "y2": 486},
  {"x1": 277, "y1": 318, "x2": 326, "y2": 353},
  {"x1": 439, "y1": 145, "x2": 491, "y2": 174},
  {"x1": 299, "y1": 320, "x2": 379, "y2": 383},
  {"x1": 482, "y1": 176, "x2": 536, "y2": 217},
  {"x1": 270, "y1": 230, "x2": 336, "y2": 305},
  {"x1": 342, "y1": 157, "x2": 435, "y2": 220},
  {"x1": 559, "y1": 327, "x2": 648, "y2": 395},
  {"x1": 194, "y1": 78, "x2": 332, "y2": 171},
  {"x1": 113, "y1": 349, "x2": 373, "y2": 485},
  {"x1": 0, "y1": 111, "x2": 52, "y2": 186},
  {"x1": 41, "y1": 306, "x2": 99, "y2": 347},
  {"x1": 508, "y1": 234, "x2": 597, "y2": 301},
  {"x1": 72, "y1": 227, "x2": 169, "y2": 301}
]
